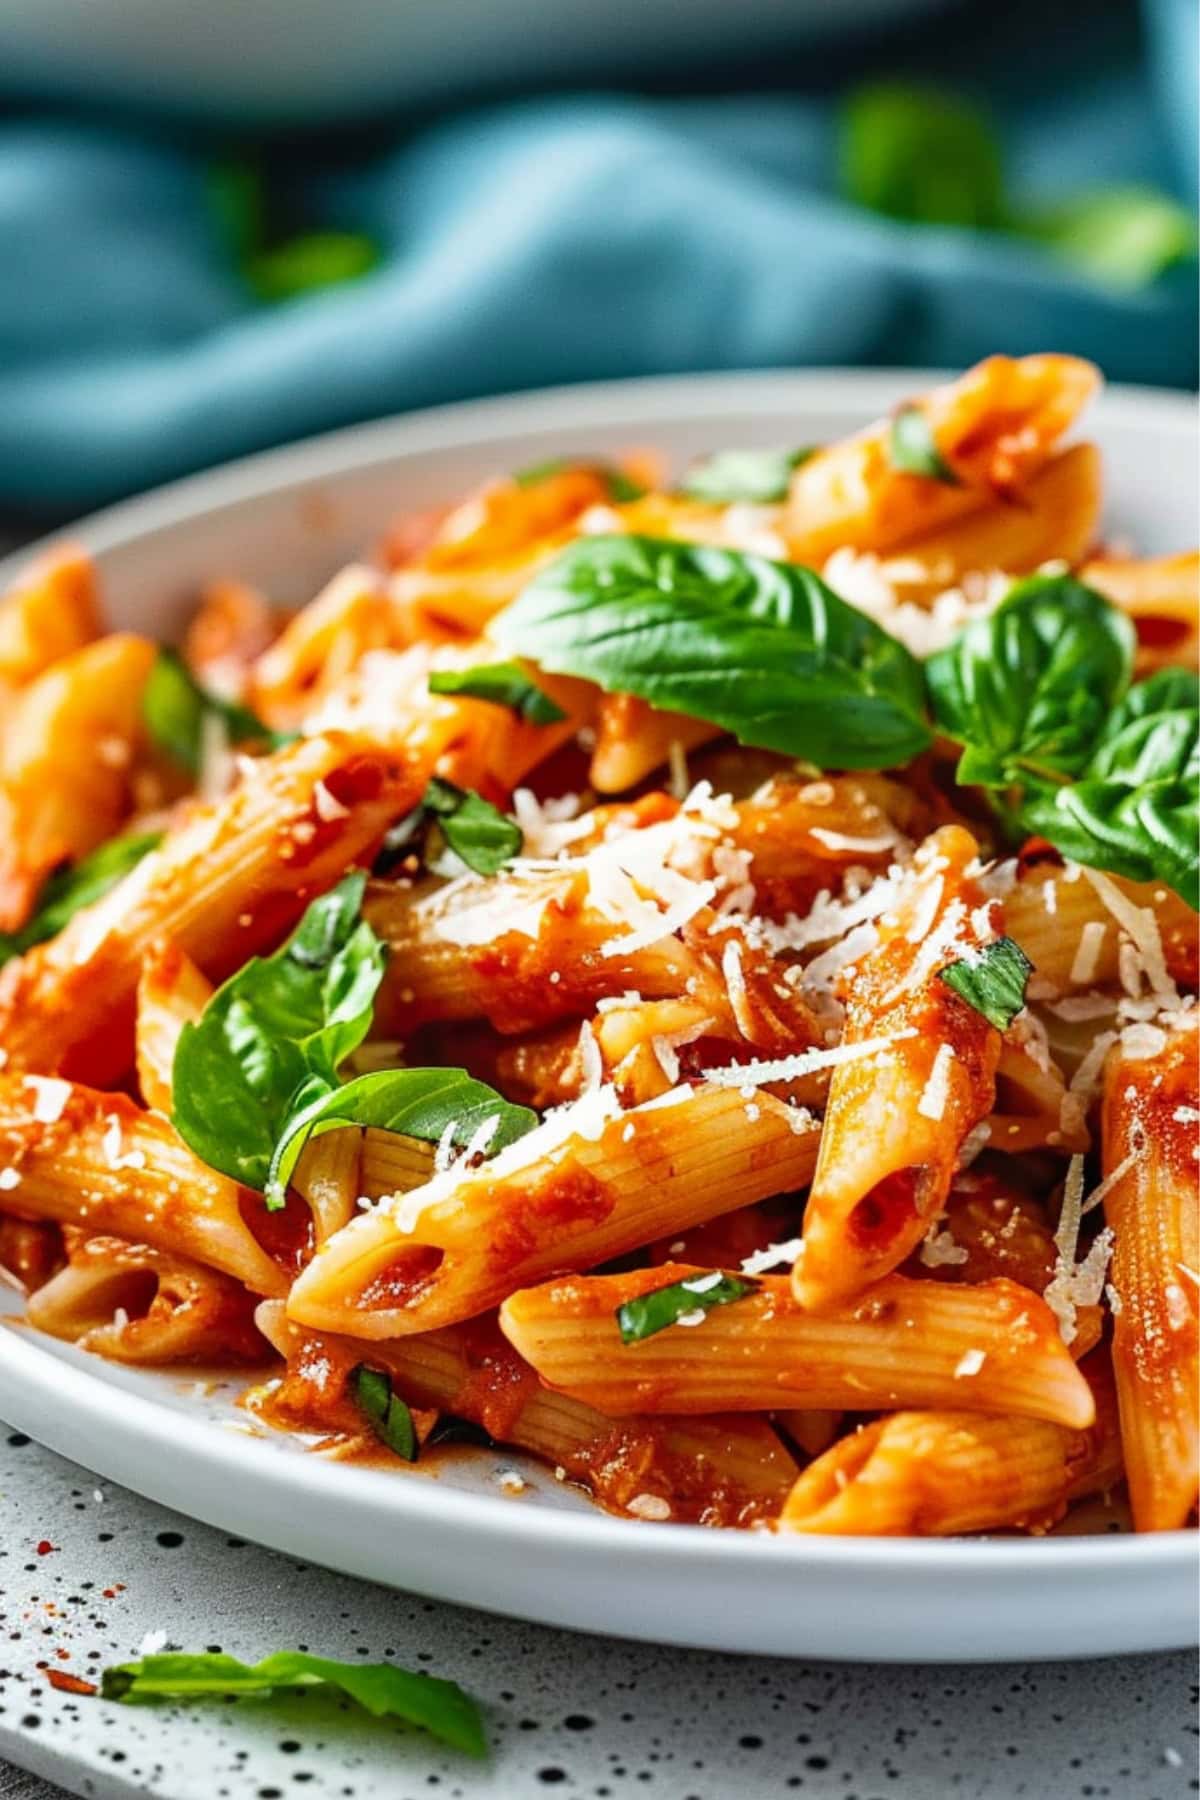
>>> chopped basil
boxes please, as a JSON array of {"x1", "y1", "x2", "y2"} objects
[
  {"x1": 513, "y1": 457, "x2": 645, "y2": 502},
  {"x1": 428, "y1": 662, "x2": 566, "y2": 724},
  {"x1": 0, "y1": 831, "x2": 161, "y2": 965},
  {"x1": 350, "y1": 1364, "x2": 418, "y2": 1462},
  {"x1": 266, "y1": 1066, "x2": 536, "y2": 1208},
  {"x1": 841, "y1": 83, "x2": 1005, "y2": 230},
  {"x1": 171, "y1": 872, "x2": 387, "y2": 1195},
  {"x1": 615, "y1": 1271, "x2": 761, "y2": 1344},
  {"x1": 888, "y1": 406, "x2": 961, "y2": 484},
  {"x1": 143, "y1": 648, "x2": 289, "y2": 776},
  {"x1": 679, "y1": 446, "x2": 813, "y2": 505},
  {"x1": 422, "y1": 777, "x2": 522, "y2": 875},
  {"x1": 939, "y1": 936, "x2": 1033, "y2": 1031},
  {"x1": 497, "y1": 534, "x2": 931, "y2": 771},
  {"x1": 101, "y1": 1650, "x2": 485, "y2": 1756}
]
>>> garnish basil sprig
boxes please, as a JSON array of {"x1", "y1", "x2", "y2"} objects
[
  {"x1": 679, "y1": 446, "x2": 813, "y2": 504},
  {"x1": 497, "y1": 534, "x2": 932, "y2": 769},
  {"x1": 143, "y1": 648, "x2": 290, "y2": 775},
  {"x1": 101, "y1": 1650, "x2": 486, "y2": 1755},
  {"x1": 928, "y1": 576, "x2": 1198, "y2": 908},
  {"x1": 422, "y1": 776, "x2": 523, "y2": 875},
  {"x1": 514, "y1": 456, "x2": 645, "y2": 502},
  {"x1": 888, "y1": 405, "x2": 961, "y2": 483},
  {"x1": 616, "y1": 1271, "x2": 760, "y2": 1344},
  {"x1": 939, "y1": 937, "x2": 1033, "y2": 1031},
  {"x1": 0, "y1": 831, "x2": 161, "y2": 966}
]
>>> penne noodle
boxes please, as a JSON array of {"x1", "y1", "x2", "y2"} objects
[
  {"x1": 181, "y1": 577, "x2": 283, "y2": 702},
  {"x1": 0, "y1": 733, "x2": 425, "y2": 1082},
  {"x1": 794, "y1": 826, "x2": 1001, "y2": 1309},
  {"x1": 1101, "y1": 1020, "x2": 1199, "y2": 1531},
  {"x1": 0, "y1": 1072, "x2": 288, "y2": 1296},
  {"x1": 0, "y1": 633, "x2": 156, "y2": 931},
  {"x1": 0, "y1": 542, "x2": 101, "y2": 690},
  {"x1": 499, "y1": 1265, "x2": 1095, "y2": 1429},
  {"x1": 1006, "y1": 856, "x2": 1197, "y2": 996},
  {"x1": 135, "y1": 941, "x2": 213, "y2": 1114},
  {"x1": 27, "y1": 1231, "x2": 265, "y2": 1364},
  {"x1": 784, "y1": 354, "x2": 1099, "y2": 561},
  {"x1": 1081, "y1": 551, "x2": 1199, "y2": 677},
  {"x1": 286, "y1": 1085, "x2": 821, "y2": 1339},
  {"x1": 254, "y1": 1301, "x2": 797, "y2": 1526},
  {"x1": 0, "y1": 1212, "x2": 63, "y2": 1293}
]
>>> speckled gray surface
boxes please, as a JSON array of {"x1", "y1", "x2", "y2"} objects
[{"x1": 0, "y1": 1425, "x2": 1196, "y2": 1800}]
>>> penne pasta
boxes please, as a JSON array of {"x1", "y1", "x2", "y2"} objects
[
  {"x1": 135, "y1": 942, "x2": 213, "y2": 1114},
  {"x1": 1100, "y1": 1020, "x2": 1199, "y2": 1531},
  {"x1": 0, "y1": 542, "x2": 101, "y2": 690},
  {"x1": 286, "y1": 1085, "x2": 821, "y2": 1338},
  {"x1": 1081, "y1": 551, "x2": 1199, "y2": 677},
  {"x1": 499, "y1": 1265, "x2": 1094, "y2": 1428}
]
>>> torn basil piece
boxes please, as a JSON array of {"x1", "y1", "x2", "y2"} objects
[
  {"x1": 938, "y1": 936, "x2": 1033, "y2": 1031},
  {"x1": 679, "y1": 446, "x2": 814, "y2": 505},
  {"x1": 143, "y1": 648, "x2": 289, "y2": 775},
  {"x1": 0, "y1": 830, "x2": 162, "y2": 965},
  {"x1": 422, "y1": 777, "x2": 522, "y2": 875},
  {"x1": 428, "y1": 662, "x2": 566, "y2": 725},
  {"x1": 615, "y1": 1271, "x2": 761, "y2": 1345},
  {"x1": 888, "y1": 406, "x2": 961, "y2": 484},
  {"x1": 350, "y1": 1364, "x2": 418, "y2": 1461}
]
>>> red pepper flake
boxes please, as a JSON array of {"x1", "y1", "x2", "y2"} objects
[
  {"x1": 35, "y1": 1540, "x2": 56, "y2": 1556},
  {"x1": 46, "y1": 1669, "x2": 98, "y2": 1697}
]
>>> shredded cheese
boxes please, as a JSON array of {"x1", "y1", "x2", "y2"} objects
[
  {"x1": 705, "y1": 1028, "x2": 917, "y2": 1089},
  {"x1": 916, "y1": 1043, "x2": 956, "y2": 1122}
]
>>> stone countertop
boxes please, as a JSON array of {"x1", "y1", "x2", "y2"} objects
[{"x1": 0, "y1": 1425, "x2": 1196, "y2": 1800}]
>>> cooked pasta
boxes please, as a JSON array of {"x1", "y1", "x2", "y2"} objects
[{"x1": 0, "y1": 352, "x2": 1194, "y2": 1537}]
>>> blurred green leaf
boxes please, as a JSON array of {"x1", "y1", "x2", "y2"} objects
[
  {"x1": 206, "y1": 154, "x2": 264, "y2": 261},
  {"x1": 840, "y1": 83, "x2": 1005, "y2": 229},
  {"x1": 1018, "y1": 186, "x2": 1198, "y2": 290},
  {"x1": 246, "y1": 231, "x2": 380, "y2": 302}
]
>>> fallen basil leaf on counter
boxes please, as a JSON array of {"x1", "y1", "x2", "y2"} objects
[
  {"x1": 1020, "y1": 186, "x2": 1198, "y2": 292},
  {"x1": 422, "y1": 777, "x2": 523, "y2": 875},
  {"x1": 143, "y1": 648, "x2": 288, "y2": 775},
  {"x1": 616, "y1": 1271, "x2": 761, "y2": 1345},
  {"x1": 267, "y1": 1065, "x2": 536, "y2": 1208},
  {"x1": 351, "y1": 1364, "x2": 418, "y2": 1461},
  {"x1": 938, "y1": 936, "x2": 1033, "y2": 1031},
  {"x1": 497, "y1": 534, "x2": 931, "y2": 770},
  {"x1": 172, "y1": 871, "x2": 387, "y2": 1194},
  {"x1": 841, "y1": 82, "x2": 1005, "y2": 230},
  {"x1": 428, "y1": 662, "x2": 566, "y2": 724},
  {"x1": 100, "y1": 1651, "x2": 486, "y2": 1756},
  {"x1": 888, "y1": 406, "x2": 961, "y2": 484},
  {"x1": 0, "y1": 831, "x2": 162, "y2": 966},
  {"x1": 679, "y1": 446, "x2": 813, "y2": 504}
]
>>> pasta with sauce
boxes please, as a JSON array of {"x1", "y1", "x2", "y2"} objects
[{"x1": 0, "y1": 353, "x2": 1195, "y2": 1539}]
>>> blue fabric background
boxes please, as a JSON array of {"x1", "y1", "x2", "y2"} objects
[{"x1": 0, "y1": 0, "x2": 1194, "y2": 509}]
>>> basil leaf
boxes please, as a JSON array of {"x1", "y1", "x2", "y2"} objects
[
  {"x1": 1020, "y1": 777, "x2": 1199, "y2": 911},
  {"x1": 0, "y1": 831, "x2": 161, "y2": 966},
  {"x1": 1087, "y1": 667, "x2": 1199, "y2": 786},
  {"x1": 350, "y1": 1364, "x2": 417, "y2": 1462},
  {"x1": 926, "y1": 574, "x2": 1136, "y2": 786},
  {"x1": 422, "y1": 777, "x2": 522, "y2": 875},
  {"x1": 513, "y1": 457, "x2": 645, "y2": 502},
  {"x1": 497, "y1": 535, "x2": 931, "y2": 770},
  {"x1": 172, "y1": 872, "x2": 387, "y2": 1194},
  {"x1": 427, "y1": 662, "x2": 566, "y2": 725},
  {"x1": 100, "y1": 1650, "x2": 485, "y2": 1756},
  {"x1": 616, "y1": 1271, "x2": 760, "y2": 1345},
  {"x1": 144, "y1": 649, "x2": 287, "y2": 776},
  {"x1": 1020, "y1": 186, "x2": 1198, "y2": 292},
  {"x1": 841, "y1": 83, "x2": 1005, "y2": 230},
  {"x1": 267, "y1": 1066, "x2": 536, "y2": 1207},
  {"x1": 888, "y1": 406, "x2": 961, "y2": 484},
  {"x1": 679, "y1": 447, "x2": 814, "y2": 505},
  {"x1": 938, "y1": 936, "x2": 1032, "y2": 1031}
]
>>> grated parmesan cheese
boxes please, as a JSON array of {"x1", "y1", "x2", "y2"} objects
[
  {"x1": 916, "y1": 1043, "x2": 956, "y2": 1122},
  {"x1": 920, "y1": 1224, "x2": 969, "y2": 1268},
  {"x1": 627, "y1": 1493, "x2": 672, "y2": 1520},
  {"x1": 704, "y1": 1028, "x2": 917, "y2": 1089},
  {"x1": 1069, "y1": 919, "x2": 1107, "y2": 986},
  {"x1": 24, "y1": 1075, "x2": 71, "y2": 1125},
  {"x1": 953, "y1": 1348, "x2": 986, "y2": 1379},
  {"x1": 740, "y1": 1237, "x2": 803, "y2": 1275},
  {"x1": 0, "y1": 1167, "x2": 20, "y2": 1191}
]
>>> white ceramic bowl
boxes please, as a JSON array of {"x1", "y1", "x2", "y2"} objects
[{"x1": 0, "y1": 370, "x2": 1195, "y2": 1662}]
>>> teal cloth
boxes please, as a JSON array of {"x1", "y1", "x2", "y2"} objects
[{"x1": 0, "y1": 0, "x2": 1194, "y2": 509}]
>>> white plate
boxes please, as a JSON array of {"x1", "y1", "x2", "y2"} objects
[{"x1": 0, "y1": 370, "x2": 1196, "y2": 1662}]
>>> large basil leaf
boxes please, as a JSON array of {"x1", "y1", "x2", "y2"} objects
[
  {"x1": 1020, "y1": 778, "x2": 1198, "y2": 910},
  {"x1": 0, "y1": 831, "x2": 161, "y2": 966},
  {"x1": 497, "y1": 535, "x2": 931, "y2": 769},
  {"x1": 267, "y1": 1066, "x2": 536, "y2": 1207},
  {"x1": 427, "y1": 662, "x2": 566, "y2": 724},
  {"x1": 172, "y1": 872, "x2": 386, "y2": 1192},
  {"x1": 1087, "y1": 666, "x2": 1199, "y2": 786},
  {"x1": 926, "y1": 574, "x2": 1136, "y2": 787}
]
